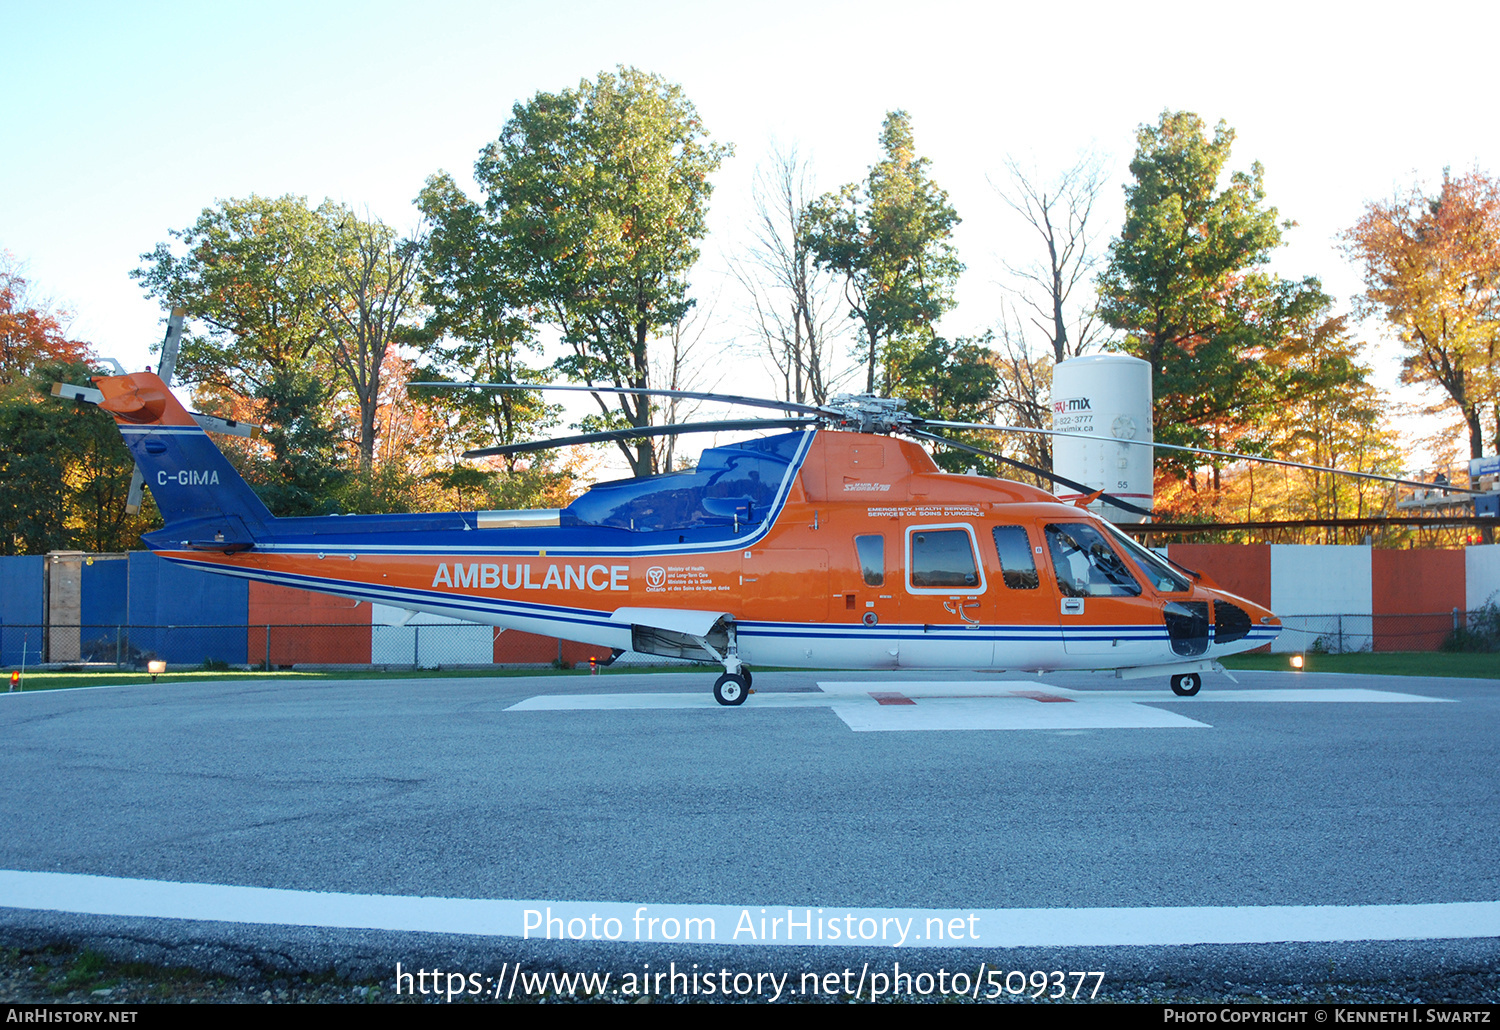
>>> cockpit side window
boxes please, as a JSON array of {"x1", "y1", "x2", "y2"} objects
[
  {"x1": 991, "y1": 526, "x2": 1038, "y2": 589},
  {"x1": 1045, "y1": 523, "x2": 1142, "y2": 598}
]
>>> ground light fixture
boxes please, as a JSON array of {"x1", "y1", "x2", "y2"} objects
[
  {"x1": 147, "y1": 660, "x2": 166, "y2": 682},
  {"x1": 1291, "y1": 654, "x2": 1305, "y2": 671}
]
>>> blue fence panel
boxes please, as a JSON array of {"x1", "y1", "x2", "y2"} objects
[
  {"x1": 0, "y1": 555, "x2": 45, "y2": 666},
  {"x1": 127, "y1": 552, "x2": 248, "y2": 663},
  {"x1": 81, "y1": 558, "x2": 129, "y2": 629}
]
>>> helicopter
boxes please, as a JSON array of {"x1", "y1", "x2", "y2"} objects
[{"x1": 57, "y1": 369, "x2": 1307, "y2": 705}]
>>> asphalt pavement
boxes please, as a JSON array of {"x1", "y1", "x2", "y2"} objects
[{"x1": 1, "y1": 668, "x2": 1497, "y2": 1001}]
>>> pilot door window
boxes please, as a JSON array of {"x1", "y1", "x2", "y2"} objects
[
  {"x1": 990, "y1": 526, "x2": 1039, "y2": 589},
  {"x1": 907, "y1": 526, "x2": 985, "y2": 593},
  {"x1": 1044, "y1": 523, "x2": 1142, "y2": 599},
  {"x1": 855, "y1": 534, "x2": 884, "y2": 586}
]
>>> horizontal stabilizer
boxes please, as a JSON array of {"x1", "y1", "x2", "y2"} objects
[{"x1": 52, "y1": 382, "x2": 261, "y2": 437}]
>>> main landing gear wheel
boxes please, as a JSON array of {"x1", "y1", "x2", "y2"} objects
[
  {"x1": 1170, "y1": 673, "x2": 1202, "y2": 697},
  {"x1": 713, "y1": 673, "x2": 750, "y2": 706}
]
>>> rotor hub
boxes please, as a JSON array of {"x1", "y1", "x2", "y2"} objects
[{"x1": 825, "y1": 394, "x2": 912, "y2": 434}]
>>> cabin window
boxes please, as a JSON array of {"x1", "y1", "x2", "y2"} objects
[
  {"x1": 855, "y1": 535, "x2": 885, "y2": 586},
  {"x1": 991, "y1": 526, "x2": 1038, "y2": 589},
  {"x1": 1045, "y1": 523, "x2": 1142, "y2": 598},
  {"x1": 909, "y1": 528, "x2": 981, "y2": 589}
]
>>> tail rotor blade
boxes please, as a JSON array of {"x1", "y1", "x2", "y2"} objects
[
  {"x1": 124, "y1": 466, "x2": 145, "y2": 516},
  {"x1": 126, "y1": 308, "x2": 186, "y2": 514}
]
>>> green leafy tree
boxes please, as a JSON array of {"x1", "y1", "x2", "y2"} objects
[
  {"x1": 901, "y1": 332, "x2": 1001, "y2": 473},
  {"x1": 134, "y1": 195, "x2": 350, "y2": 515},
  {"x1": 803, "y1": 111, "x2": 963, "y2": 396},
  {"x1": 470, "y1": 67, "x2": 730, "y2": 477},
  {"x1": 0, "y1": 362, "x2": 156, "y2": 555},
  {"x1": 134, "y1": 195, "x2": 335, "y2": 392},
  {"x1": 416, "y1": 172, "x2": 562, "y2": 478},
  {"x1": 240, "y1": 368, "x2": 347, "y2": 517},
  {"x1": 1097, "y1": 111, "x2": 1332, "y2": 491}
]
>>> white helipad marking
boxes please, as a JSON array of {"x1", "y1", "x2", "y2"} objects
[
  {"x1": 507, "y1": 692, "x2": 838, "y2": 711},
  {"x1": 835, "y1": 697, "x2": 1206, "y2": 731},
  {"x1": 1, "y1": 870, "x2": 1495, "y2": 947},
  {"x1": 506, "y1": 682, "x2": 1449, "y2": 732},
  {"x1": 816, "y1": 683, "x2": 1454, "y2": 703}
]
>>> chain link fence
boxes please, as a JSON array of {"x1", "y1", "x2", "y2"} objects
[
  {"x1": 0, "y1": 623, "x2": 697, "y2": 671},
  {"x1": 5, "y1": 607, "x2": 1496, "y2": 670},
  {"x1": 1272, "y1": 608, "x2": 1498, "y2": 654}
]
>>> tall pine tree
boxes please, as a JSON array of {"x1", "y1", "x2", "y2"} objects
[{"x1": 1097, "y1": 111, "x2": 1330, "y2": 493}]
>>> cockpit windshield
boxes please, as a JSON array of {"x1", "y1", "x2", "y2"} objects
[{"x1": 1100, "y1": 522, "x2": 1191, "y2": 593}]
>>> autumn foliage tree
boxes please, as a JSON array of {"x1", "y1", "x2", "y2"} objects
[
  {"x1": 1221, "y1": 312, "x2": 1405, "y2": 537},
  {"x1": 0, "y1": 256, "x2": 151, "y2": 554},
  {"x1": 1344, "y1": 169, "x2": 1500, "y2": 460},
  {"x1": 1, "y1": 253, "x2": 90, "y2": 386}
]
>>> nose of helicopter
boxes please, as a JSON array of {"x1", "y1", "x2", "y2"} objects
[{"x1": 1206, "y1": 589, "x2": 1280, "y2": 651}]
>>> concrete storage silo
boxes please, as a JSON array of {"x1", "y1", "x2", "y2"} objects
[{"x1": 1050, "y1": 354, "x2": 1153, "y2": 523}]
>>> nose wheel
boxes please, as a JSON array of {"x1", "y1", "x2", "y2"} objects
[
  {"x1": 1170, "y1": 672, "x2": 1202, "y2": 697},
  {"x1": 713, "y1": 672, "x2": 751, "y2": 706}
]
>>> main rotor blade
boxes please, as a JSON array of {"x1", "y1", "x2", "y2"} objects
[
  {"x1": 464, "y1": 418, "x2": 818, "y2": 459},
  {"x1": 920, "y1": 420, "x2": 1484, "y2": 496},
  {"x1": 415, "y1": 381, "x2": 832, "y2": 419},
  {"x1": 908, "y1": 428, "x2": 1155, "y2": 519}
]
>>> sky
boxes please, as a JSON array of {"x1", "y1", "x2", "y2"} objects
[{"x1": 4, "y1": 0, "x2": 1498, "y2": 468}]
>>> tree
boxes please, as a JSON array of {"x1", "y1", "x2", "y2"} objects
[
  {"x1": 985, "y1": 312, "x2": 1056, "y2": 487},
  {"x1": 417, "y1": 172, "x2": 564, "y2": 474},
  {"x1": 1097, "y1": 111, "x2": 1332, "y2": 491},
  {"x1": 994, "y1": 154, "x2": 1111, "y2": 363},
  {"x1": 1252, "y1": 313, "x2": 1404, "y2": 530},
  {"x1": 321, "y1": 211, "x2": 427, "y2": 472},
  {"x1": 804, "y1": 111, "x2": 963, "y2": 396},
  {"x1": 1343, "y1": 169, "x2": 1500, "y2": 459},
  {"x1": 471, "y1": 67, "x2": 730, "y2": 477},
  {"x1": 0, "y1": 360, "x2": 155, "y2": 555},
  {"x1": 0, "y1": 253, "x2": 90, "y2": 387},
  {"x1": 985, "y1": 154, "x2": 1111, "y2": 485},
  {"x1": 652, "y1": 297, "x2": 722, "y2": 474},
  {"x1": 134, "y1": 195, "x2": 350, "y2": 515},
  {"x1": 733, "y1": 145, "x2": 847, "y2": 406},
  {"x1": 134, "y1": 195, "x2": 335, "y2": 394},
  {"x1": 0, "y1": 262, "x2": 150, "y2": 554}
]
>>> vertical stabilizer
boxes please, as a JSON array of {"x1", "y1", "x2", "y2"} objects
[{"x1": 93, "y1": 373, "x2": 273, "y2": 547}]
